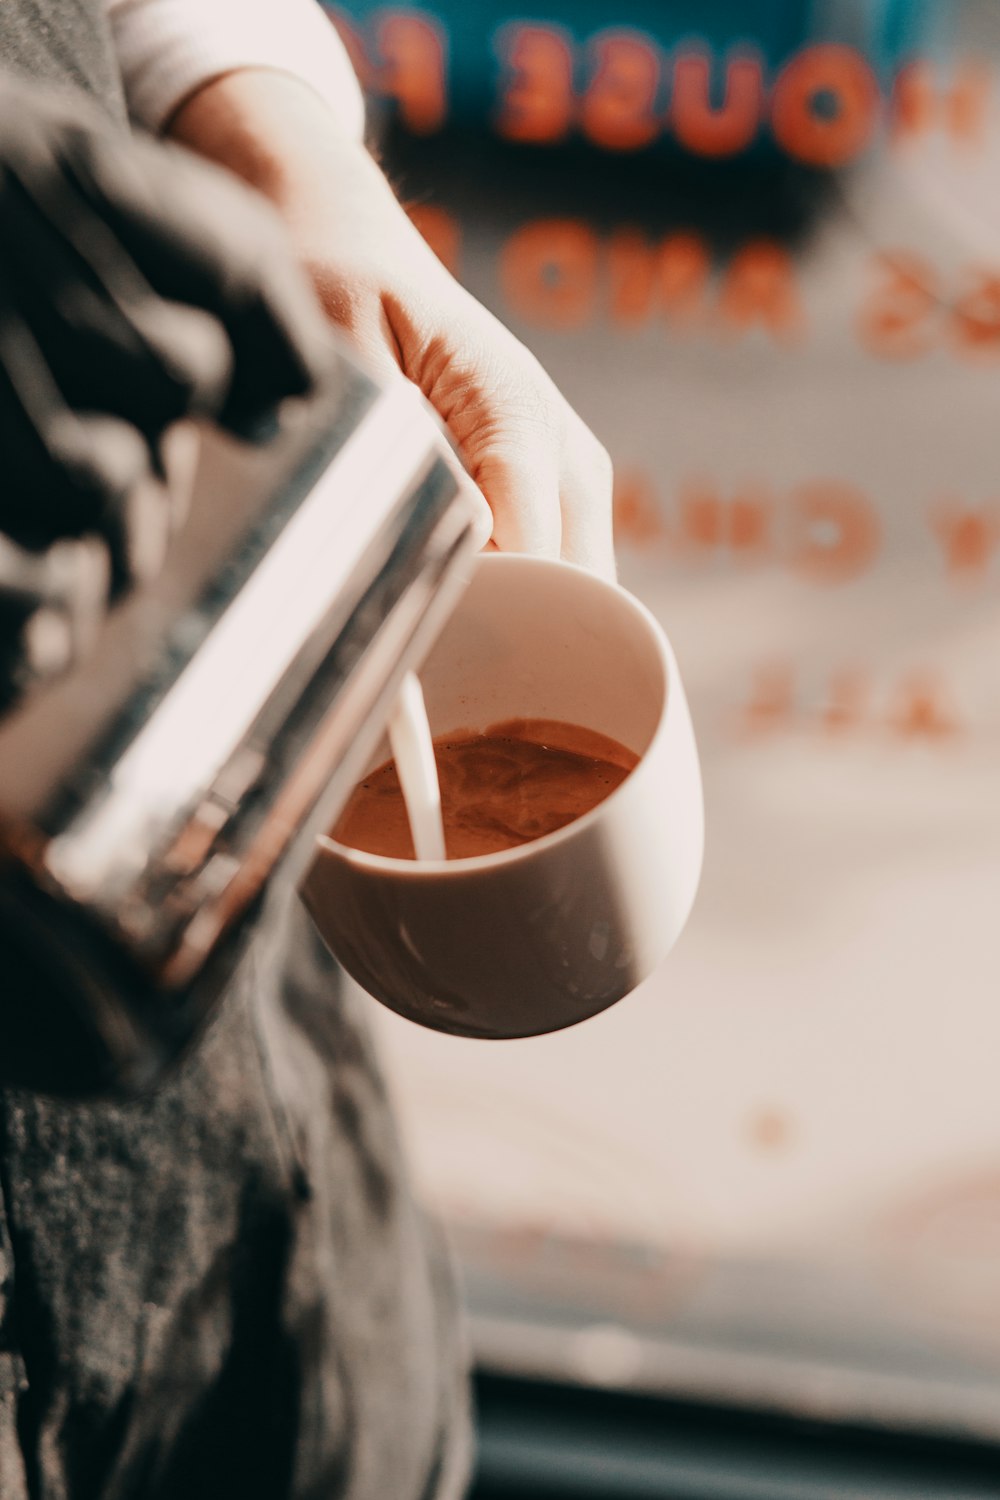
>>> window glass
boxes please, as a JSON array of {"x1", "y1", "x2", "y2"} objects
[{"x1": 328, "y1": 0, "x2": 1000, "y2": 1436}]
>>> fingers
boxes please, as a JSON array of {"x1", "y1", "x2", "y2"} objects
[
  {"x1": 0, "y1": 86, "x2": 329, "y2": 436},
  {"x1": 454, "y1": 377, "x2": 613, "y2": 576},
  {"x1": 48, "y1": 412, "x2": 177, "y2": 589},
  {"x1": 0, "y1": 307, "x2": 178, "y2": 591},
  {"x1": 428, "y1": 425, "x2": 495, "y2": 553},
  {"x1": 0, "y1": 79, "x2": 333, "y2": 717},
  {"x1": 64, "y1": 127, "x2": 332, "y2": 434},
  {"x1": 460, "y1": 391, "x2": 615, "y2": 577},
  {"x1": 558, "y1": 414, "x2": 617, "y2": 582},
  {"x1": 384, "y1": 289, "x2": 613, "y2": 574},
  {"x1": 159, "y1": 421, "x2": 201, "y2": 530},
  {"x1": 469, "y1": 417, "x2": 562, "y2": 560},
  {"x1": 0, "y1": 154, "x2": 233, "y2": 433},
  {"x1": 0, "y1": 319, "x2": 175, "y2": 712},
  {"x1": 0, "y1": 533, "x2": 110, "y2": 712},
  {"x1": 322, "y1": 286, "x2": 496, "y2": 550}
]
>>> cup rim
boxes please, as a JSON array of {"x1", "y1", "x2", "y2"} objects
[{"x1": 315, "y1": 553, "x2": 679, "y2": 878}]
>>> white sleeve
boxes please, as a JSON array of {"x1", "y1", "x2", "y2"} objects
[{"x1": 106, "y1": 0, "x2": 365, "y2": 138}]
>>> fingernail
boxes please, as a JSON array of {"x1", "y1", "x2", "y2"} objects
[
  {"x1": 46, "y1": 539, "x2": 111, "y2": 651},
  {"x1": 160, "y1": 422, "x2": 202, "y2": 530},
  {"x1": 22, "y1": 607, "x2": 74, "y2": 679},
  {"x1": 123, "y1": 476, "x2": 172, "y2": 585}
]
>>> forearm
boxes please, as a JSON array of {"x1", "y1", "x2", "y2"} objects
[
  {"x1": 164, "y1": 66, "x2": 445, "y2": 352},
  {"x1": 165, "y1": 69, "x2": 389, "y2": 245},
  {"x1": 154, "y1": 48, "x2": 614, "y2": 578}
]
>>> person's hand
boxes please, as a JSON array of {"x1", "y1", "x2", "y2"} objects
[
  {"x1": 0, "y1": 75, "x2": 331, "y2": 558},
  {"x1": 168, "y1": 73, "x2": 616, "y2": 581},
  {"x1": 294, "y1": 145, "x2": 616, "y2": 579},
  {"x1": 0, "y1": 74, "x2": 332, "y2": 706}
]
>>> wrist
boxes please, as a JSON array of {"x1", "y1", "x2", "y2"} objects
[
  {"x1": 167, "y1": 69, "x2": 368, "y2": 203},
  {"x1": 168, "y1": 73, "x2": 399, "y2": 254}
]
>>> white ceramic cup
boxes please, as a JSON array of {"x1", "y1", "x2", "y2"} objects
[{"x1": 303, "y1": 553, "x2": 703, "y2": 1039}]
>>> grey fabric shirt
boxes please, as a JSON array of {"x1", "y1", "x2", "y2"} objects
[
  {"x1": 0, "y1": 13, "x2": 471, "y2": 1497},
  {"x1": 0, "y1": 0, "x2": 125, "y2": 118}
]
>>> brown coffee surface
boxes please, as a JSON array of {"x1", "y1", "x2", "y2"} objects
[{"x1": 332, "y1": 718, "x2": 639, "y2": 861}]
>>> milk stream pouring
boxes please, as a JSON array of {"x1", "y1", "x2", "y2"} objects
[
  {"x1": 0, "y1": 338, "x2": 482, "y2": 1095},
  {"x1": 388, "y1": 672, "x2": 446, "y2": 862}
]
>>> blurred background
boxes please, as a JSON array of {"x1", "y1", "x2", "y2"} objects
[{"x1": 326, "y1": 0, "x2": 1000, "y2": 1492}]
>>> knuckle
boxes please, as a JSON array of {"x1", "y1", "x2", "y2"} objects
[
  {"x1": 309, "y1": 269, "x2": 372, "y2": 331},
  {"x1": 463, "y1": 324, "x2": 561, "y2": 432},
  {"x1": 589, "y1": 435, "x2": 614, "y2": 488},
  {"x1": 587, "y1": 432, "x2": 617, "y2": 477},
  {"x1": 566, "y1": 412, "x2": 613, "y2": 487},
  {"x1": 496, "y1": 364, "x2": 562, "y2": 437}
]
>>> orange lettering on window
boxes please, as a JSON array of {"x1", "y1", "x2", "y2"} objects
[
  {"x1": 729, "y1": 491, "x2": 771, "y2": 551},
  {"x1": 930, "y1": 502, "x2": 1000, "y2": 575},
  {"x1": 580, "y1": 30, "x2": 661, "y2": 151},
  {"x1": 613, "y1": 470, "x2": 664, "y2": 545},
  {"x1": 324, "y1": 7, "x2": 374, "y2": 89},
  {"x1": 607, "y1": 230, "x2": 656, "y2": 325},
  {"x1": 607, "y1": 230, "x2": 709, "y2": 326},
  {"x1": 718, "y1": 241, "x2": 805, "y2": 342},
  {"x1": 671, "y1": 51, "x2": 763, "y2": 158},
  {"x1": 407, "y1": 204, "x2": 461, "y2": 278},
  {"x1": 788, "y1": 482, "x2": 880, "y2": 582},
  {"x1": 822, "y1": 670, "x2": 869, "y2": 733},
  {"x1": 677, "y1": 481, "x2": 772, "y2": 553},
  {"x1": 951, "y1": 269, "x2": 1000, "y2": 359},
  {"x1": 857, "y1": 253, "x2": 938, "y2": 359},
  {"x1": 738, "y1": 661, "x2": 795, "y2": 734},
  {"x1": 499, "y1": 219, "x2": 599, "y2": 328},
  {"x1": 892, "y1": 60, "x2": 992, "y2": 146},
  {"x1": 495, "y1": 24, "x2": 574, "y2": 144},
  {"x1": 376, "y1": 11, "x2": 447, "y2": 134},
  {"x1": 771, "y1": 44, "x2": 880, "y2": 167},
  {"x1": 679, "y1": 484, "x2": 723, "y2": 548},
  {"x1": 889, "y1": 675, "x2": 958, "y2": 739}
]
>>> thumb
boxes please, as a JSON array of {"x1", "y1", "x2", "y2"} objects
[
  {"x1": 343, "y1": 321, "x2": 495, "y2": 552},
  {"x1": 414, "y1": 393, "x2": 494, "y2": 552}
]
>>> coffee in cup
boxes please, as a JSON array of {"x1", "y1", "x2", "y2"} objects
[
  {"x1": 303, "y1": 553, "x2": 703, "y2": 1039},
  {"x1": 331, "y1": 718, "x2": 638, "y2": 861}
]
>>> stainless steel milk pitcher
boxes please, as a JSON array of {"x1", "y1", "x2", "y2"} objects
[{"x1": 0, "y1": 342, "x2": 481, "y2": 1095}]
